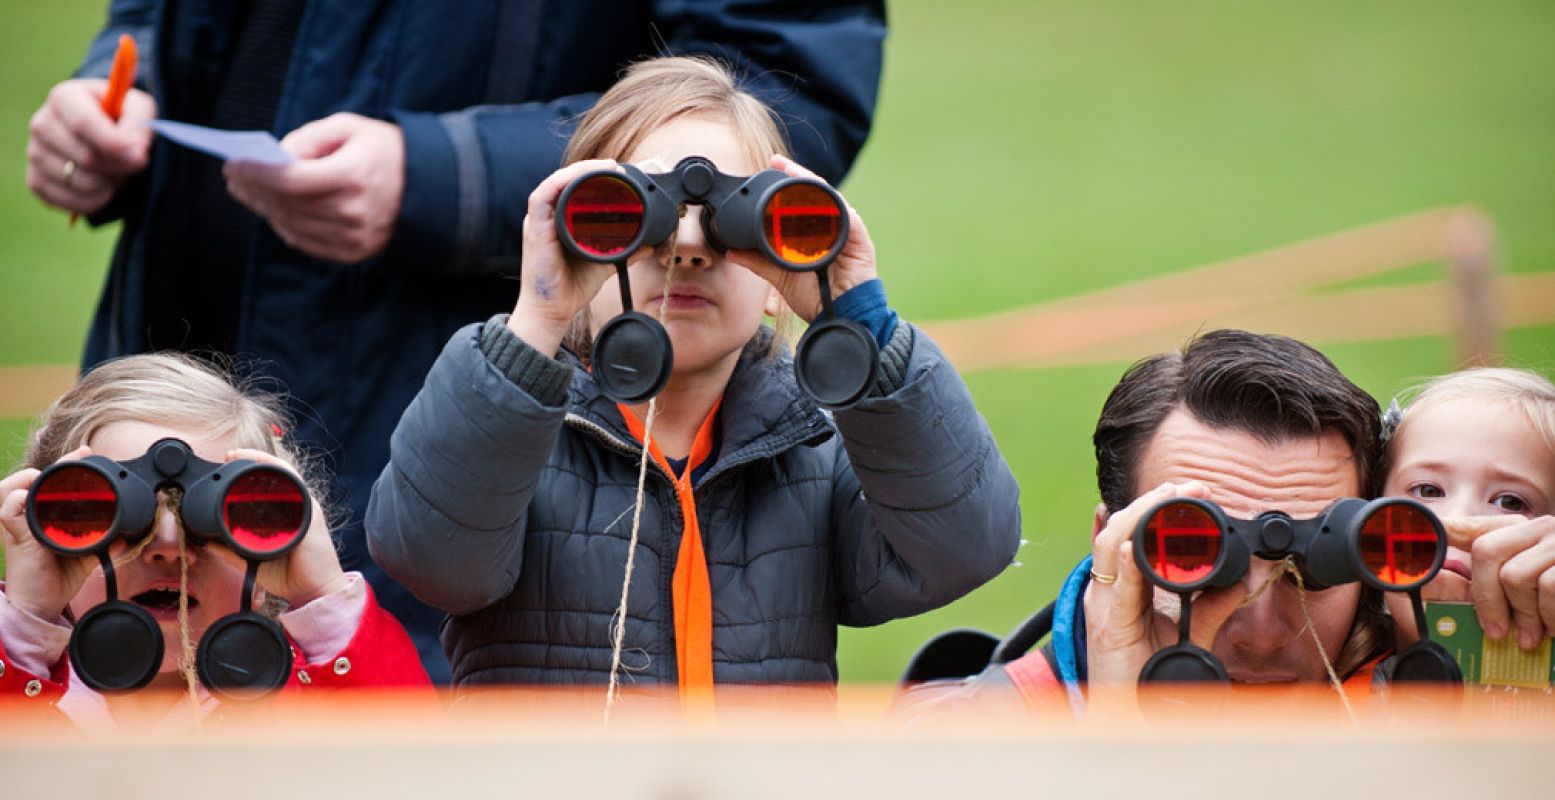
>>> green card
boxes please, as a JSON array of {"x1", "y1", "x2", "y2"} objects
[{"x1": 1426, "y1": 601, "x2": 1554, "y2": 688}]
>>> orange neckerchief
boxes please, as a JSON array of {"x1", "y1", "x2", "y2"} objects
[{"x1": 618, "y1": 398, "x2": 722, "y2": 703}]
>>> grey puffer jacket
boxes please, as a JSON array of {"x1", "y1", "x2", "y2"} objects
[{"x1": 366, "y1": 316, "x2": 1021, "y2": 689}]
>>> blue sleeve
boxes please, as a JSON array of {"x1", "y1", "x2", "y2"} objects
[
  {"x1": 831, "y1": 278, "x2": 899, "y2": 348},
  {"x1": 74, "y1": 0, "x2": 158, "y2": 90},
  {"x1": 73, "y1": 0, "x2": 159, "y2": 228},
  {"x1": 387, "y1": 0, "x2": 886, "y2": 277}
]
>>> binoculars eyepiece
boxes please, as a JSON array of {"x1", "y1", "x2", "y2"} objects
[
  {"x1": 24, "y1": 438, "x2": 311, "y2": 699},
  {"x1": 556, "y1": 157, "x2": 878, "y2": 408}
]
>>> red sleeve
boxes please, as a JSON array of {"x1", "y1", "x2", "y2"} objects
[
  {"x1": 1003, "y1": 649, "x2": 1061, "y2": 706},
  {"x1": 280, "y1": 583, "x2": 432, "y2": 691},
  {"x1": 0, "y1": 638, "x2": 70, "y2": 706}
]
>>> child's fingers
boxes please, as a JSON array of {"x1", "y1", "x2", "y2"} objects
[
  {"x1": 1469, "y1": 519, "x2": 1547, "y2": 640},
  {"x1": 0, "y1": 468, "x2": 41, "y2": 502},
  {"x1": 0, "y1": 467, "x2": 51, "y2": 544},
  {"x1": 226, "y1": 446, "x2": 298, "y2": 474},
  {"x1": 527, "y1": 158, "x2": 620, "y2": 225},
  {"x1": 1494, "y1": 520, "x2": 1555, "y2": 644},
  {"x1": 1442, "y1": 515, "x2": 1527, "y2": 551},
  {"x1": 770, "y1": 153, "x2": 827, "y2": 184}
]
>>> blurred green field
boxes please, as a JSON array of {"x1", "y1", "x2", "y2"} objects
[{"x1": 0, "y1": 0, "x2": 1552, "y2": 682}]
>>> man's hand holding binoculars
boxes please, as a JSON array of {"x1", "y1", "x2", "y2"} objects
[{"x1": 1084, "y1": 481, "x2": 1240, "y2": 691}]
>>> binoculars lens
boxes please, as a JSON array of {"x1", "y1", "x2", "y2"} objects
[
  {"x1": 562, "y1": 174, "x2": 644, "y2": 258},
  {"x1": 1141, "y1": 502, "x2": 1222, "y2": 586},
  {"x1": 31, "y1": 465, "x2": 118, "y2": 553},
  {"x1": 761, "y1": 183, "x2": 843, "y2": 267},
  {"x1": 1358, "y1": 503, "x2": 1439, "y2": 588},
  {"x1": 222, "y1": 470, "x2": 308, "y2": 557}
]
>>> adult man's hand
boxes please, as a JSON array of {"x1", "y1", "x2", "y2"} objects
[
  {"x1": 1083, "y1": 480, "x2": 1244, "y2": 690},
  {"x1": 25, "y1": 79, "x2": 156, "y2": 216},
  {"x1": 224, "y1": 112, "x2": 405, "y2": 264}
]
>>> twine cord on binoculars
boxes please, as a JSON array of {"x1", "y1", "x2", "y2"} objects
[
  {"x1": 99, "y1": 490, "x2": 202, "y2": 716},
  {"x1": 176, "y1": 529, "x2": 201, "y2": 718},
  {"x1": 1236, "y1": 556, "x2": 1356, "y2": 722},
  {"x1": 604, "y1": 237, "x2": 680, "y2": 722}
]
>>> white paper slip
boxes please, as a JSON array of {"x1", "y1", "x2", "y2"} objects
[{"x1": 150, "y1": 120, "x2": 295, "y2": 165}]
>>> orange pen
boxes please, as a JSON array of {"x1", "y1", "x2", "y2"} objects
[{"x1": 70, "y1": 34, "x2": 138, "y2": 226}]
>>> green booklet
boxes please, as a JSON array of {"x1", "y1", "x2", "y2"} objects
[{"x1": 1426, "y1": 601, "x2": 1553, "y2": 688}]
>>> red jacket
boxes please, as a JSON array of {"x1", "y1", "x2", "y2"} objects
[{"x1": 0, "y1": 584, "x2": 430, "y2": 715}]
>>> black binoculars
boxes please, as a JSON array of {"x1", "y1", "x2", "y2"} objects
[
  {"x1": 556, "y1": 157, "x2": 879, "y2": 407},
  {"x1": 26, "y1": 438, "x2": 311, "y2": 698},
  {"x1": 1129, "y1": 496, "x2": 1462, "y2": 685}
]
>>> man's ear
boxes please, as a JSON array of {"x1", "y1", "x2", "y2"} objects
[{"x1": 1091, "y1": 503, "x2": 1109, "y2": 541}]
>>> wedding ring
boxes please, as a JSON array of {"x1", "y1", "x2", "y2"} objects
[{"x1": 1090, "y1": 569, "x2": 1118, "y2": 585}]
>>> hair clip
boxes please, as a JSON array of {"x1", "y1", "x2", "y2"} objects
[{"x1": 1380, "y1": 398, "x2": 1403, "y2": 440}]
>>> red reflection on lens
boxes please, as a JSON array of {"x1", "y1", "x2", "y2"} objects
[
  {"x1": 762, "y1": 183, "x2": 843, "y2": 266},
  {"x1": 223, "y1": 470, "x2": 306, "y2": 556},
  {"x1": 1141, "y1": 503, "x2": 1221, "y2": 585},
  {"x1": 563, "y1": 175, "x2": 643, "y2": 257},
  {"x1": 33, "y1": 466, "x2": 117, "y2": 551},
  {"x1": 1359, "y1": 503, "x2": 1439, "y2": 587}
]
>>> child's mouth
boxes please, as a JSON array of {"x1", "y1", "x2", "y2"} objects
[
  {"x1": 656, "y1": 288, "x2": 713, "y2": 311},
  {"x1": 131, "y1": 588, "x2": 199, "y2": 619}
]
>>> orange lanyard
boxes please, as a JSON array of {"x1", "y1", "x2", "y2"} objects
[{"x1": 619, "y1": 399, "x2": 722, "y2": 702}]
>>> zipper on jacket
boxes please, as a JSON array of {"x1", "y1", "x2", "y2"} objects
[{"x1": 564, "y1": 412, "x2": 676, "y2": 484}]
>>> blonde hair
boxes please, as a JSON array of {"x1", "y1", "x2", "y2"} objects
[
  {"x1": 25, "y1": 353, "x2": 320, "y2": 496},
  {"x1": 1389, "y1": 366, "x2": 1555, "y2": 459},
  {"x1": 561, "y1": 56, "x2": 794, "y2": 359}
]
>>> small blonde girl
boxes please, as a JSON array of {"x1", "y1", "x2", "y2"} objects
[
  {"x1": 1382, "y1": 366, "x2": 1555, "y2": 650},
  {"x1": 0, "y1": 353, "x2": 428, "y2": 724}
]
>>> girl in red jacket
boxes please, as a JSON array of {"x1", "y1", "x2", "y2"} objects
[{"x1": 0, "y1": 353, "x2": 428, "y2": 725}]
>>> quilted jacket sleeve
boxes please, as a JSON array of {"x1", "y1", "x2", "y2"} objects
[
  {"x1": 365, "y1": 320, "x2": 572, "y2": 615},
  {"x1": 828, "y1": 323, "x2": 1022, "y2": 626}
]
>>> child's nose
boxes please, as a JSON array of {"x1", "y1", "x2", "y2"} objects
[
  {"x1": 670, "y1": 205, "x2": 714, "y2": 270},
  {"x1": 140, "y1": 503, "x2": 194, "y2": 564}
]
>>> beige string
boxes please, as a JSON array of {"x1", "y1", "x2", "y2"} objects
[
  {"x1": 176, "y1": 529, "x2": 200, "y2": 718},
  {"x1": 1237, "y1": 556, "x2": 1356, "y2": 722},
  {"x1": 604, "y1": 239, "x2": 679, "y2": 722},
  {"x1": 108, "y1": 492, "x2": 201, "y2": 718}
]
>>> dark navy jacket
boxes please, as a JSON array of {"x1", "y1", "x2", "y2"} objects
[{"x1": 74, "y1": 0, "x2": 886, "y2": 682}]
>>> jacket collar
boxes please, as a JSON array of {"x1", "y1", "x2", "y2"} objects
[{"x1": 563, "y1": 329, "x2": 834, "y2": 479}]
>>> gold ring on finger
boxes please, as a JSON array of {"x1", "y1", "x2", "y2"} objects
[{"x1": 1090, "y1": 569, "x2": 1118, "y2": 585}]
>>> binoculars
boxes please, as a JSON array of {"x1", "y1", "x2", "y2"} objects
[
  {"x1": 26, "y1": 438, "x2": 311, "y2": 698},
  {"x1": 556, "y1": 157, "x2": 879, "y2": 407},
  {"x1": 1130, "y1": 496, "x2": 1462, "y2": 685}
]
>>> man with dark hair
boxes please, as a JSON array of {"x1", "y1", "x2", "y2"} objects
[{"x1": 904, "y1": 329, "x2": 1396, "y2": 708}]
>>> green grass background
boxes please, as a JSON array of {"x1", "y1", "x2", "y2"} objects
[{"x1": 1, "y1": 1, "x2": 1552, "y2": 681}]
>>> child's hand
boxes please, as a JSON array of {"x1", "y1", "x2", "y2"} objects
[
  {"x1": 204, "y1": 449, "x2": 348, "y2": 609},
  {"x1": 1443, "y1": 514, "x2": 1555, "y2": 648},
  {"x1": 0, "y1": 447, "x2": 98, "y2": 621},
  {"x1": 729, "y1": 154, "x2": 878, "y2": 323},
  {"x1": 509, "y1": 159, "x2": 642, "y2": 355}
]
